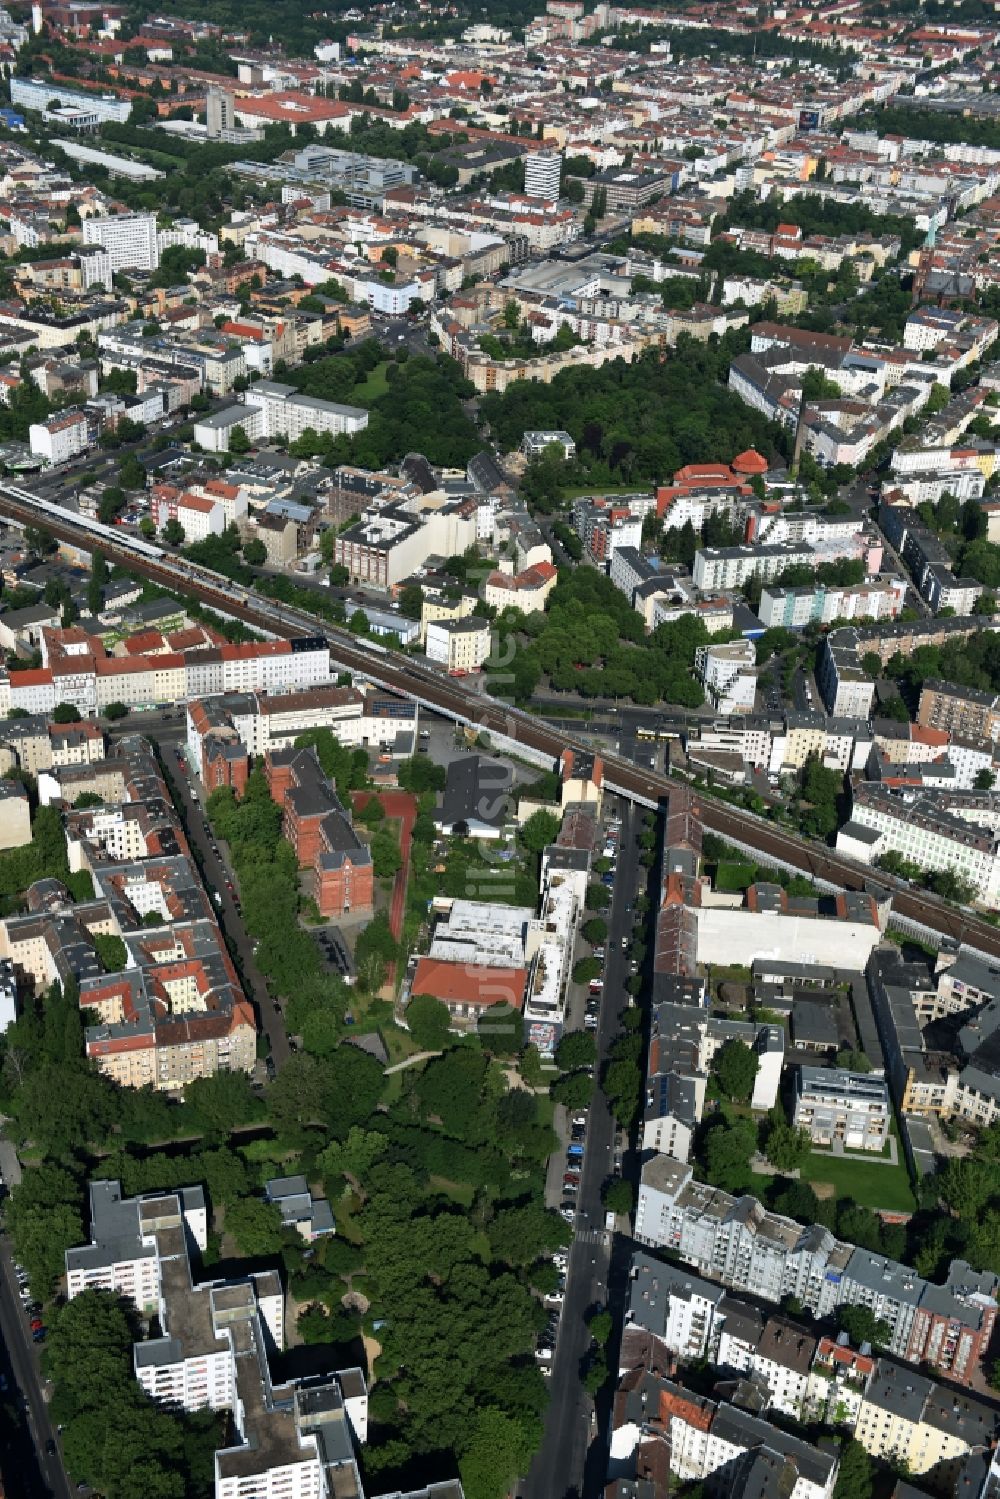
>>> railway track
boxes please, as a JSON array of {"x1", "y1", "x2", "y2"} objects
[{"x1": 0, "y1": 486, "x2": 993, "y2": 959}]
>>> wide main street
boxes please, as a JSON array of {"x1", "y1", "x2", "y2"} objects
[{"x1": 0, "y1": 1231, "x2": 68, "y2": 1499}]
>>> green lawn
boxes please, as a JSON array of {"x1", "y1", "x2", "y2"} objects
[
  {"x1": 429, "y1": 1175, "x2": 475, "y2": 1207},
  {"x1": 344, "y1": 990, "x2": 422, "y2": 1065},
  {"x1": 352, "y1": 362, "x2": 391, "y2": 403},
  {"x1": 799, "y1": 1150, "x2": 916, "y2": 1214},
  {"x1": 715, "y1": 860, "x2": 756, "y2": 893}
]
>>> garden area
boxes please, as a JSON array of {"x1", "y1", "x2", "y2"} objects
[
  {"x1": 799, "y1": 1139, "x2": 916, "y2": 1216},
  {"x1": 691, "y1": 1033, "x2": 927, "y2": 1252}
]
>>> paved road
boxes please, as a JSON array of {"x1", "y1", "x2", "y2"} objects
[
  {"x1": 521, "y1": 799, "x2": 640, "y2": 1499},
  {"x1": 0, "y1": 1234, "x2": 69, "y2": 1498}
]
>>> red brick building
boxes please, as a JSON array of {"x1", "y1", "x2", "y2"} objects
[
  {"x1": 265, "y1": 746, "x2": 373, "y2": 918},
  {"x1": 188, "y1": 700, "x2": 250, "y2": 798},
  {"x1": 202, "y1": 736, "x2": 249, "y2": 797}
]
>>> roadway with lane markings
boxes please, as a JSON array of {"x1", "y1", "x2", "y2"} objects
[
  {"x1": 520, "y1": 800, "x2": 641, "y2": 1499},
  {"x1": 0, "y1": 485, "x2": 995, "y2": 960},
  {"x1": 0, "y1": 1234, "x2": 70, "y2": 1499}
]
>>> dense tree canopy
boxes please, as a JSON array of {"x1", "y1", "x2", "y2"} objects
[{"x1": 481, "y1": 338, "x2": 781, "y2": 489}]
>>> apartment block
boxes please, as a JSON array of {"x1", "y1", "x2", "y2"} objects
[
  {"x1": 0, "y1": 778, "x2": 30, "y2": 849},
  {"x1": 66, "y1": 1178, "x2": 208, "y2": 1312},
  {"x1": 265, "y1": 745, "x2": 373, "y2": 919},
  {"x1": 28, "y1": 408, "x2": 89, "y2": 464},
  {"x1": 693, "y1": 544, "x2": 816, "y2": 592},
  {"x1": 83, "y1": 212, "x2": 159, "y2": 272},
  {"x1": 792, "y1": 1066, "x2": 890, "y2": 1151},
  {"x1": 695, "y1": 640, "x2": 757, "y2": 715},
  {"x1": 759, "y1": 579, "x2": 906, "y2": 630},
  {"x1": 194, "y1": 381, "x2": 368, "y2": 453},
  {"x1": 868, "y1": 947, "x2": 1000, "y2": 1131},
  {"x1": 425, "y1": 617, "x2": 491, "y2": 675},
  {"x1": 623, "y1": 1255, "x2": 995, "y2": 1478},
  {"x1": 336, "y1": 499, "x2": 479, "y2": 588},
  {"x1": 65, "y1": 1179, "x2": 415, "y2": 1499},
  {"x1": 838, "y1": 782, "x2": 1000, "y2": 908},
  {"x1": 0, "y1": 737, "x2": 258, "y2": 1092},
  {"x1": 11, "y1": 75, "x2": 132, "y2": 123},
  {"x1": 634, "y1": 1156, "x2": 997, "y2": 1385},
  {"x1": 611, "y1": 1368, "x2": 837, "y2": 1499},
  {"x1": 917, "y1": 679, "x2": 1000, "y2": 744}
]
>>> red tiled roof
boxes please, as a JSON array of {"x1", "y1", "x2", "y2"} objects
[
  {"x1": 234, "y1": 91, "x2": 351, "y2": 125},
  {"x1": 732, "y1": 448, "x2": 769, "y2": 475},
  {"x1": 410, "y1": 957, "x2": 527, "y2": 1011}
]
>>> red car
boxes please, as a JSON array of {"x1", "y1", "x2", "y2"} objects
[{"x1": 30, "y1": 1317, "x2": 43, "y2": 1332}]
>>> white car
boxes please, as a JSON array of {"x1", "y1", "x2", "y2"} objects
[
  {"x1": 545, "y1": 1290, "x2": 565, "y2": 1307},
  {"x1": 552, "y1": 1254, "x2": 568, "y2": 1270}
]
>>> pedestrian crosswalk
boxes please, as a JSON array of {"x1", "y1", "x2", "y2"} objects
[{"x1": 574, "y1": 1226, "x2": 610, "y2": 1246}]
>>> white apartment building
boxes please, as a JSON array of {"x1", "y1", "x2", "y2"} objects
[
  {"x1": 83, "y1": 212, "x2": 159, "y2": 272},
  {"x1": 195, "y1": 382, "x2": 368, "y2": 453},
  {"x1": 0, "y1": 668, "x2": 56, "y2": 717},
  {"x1": 336, "y1": 503, "x2": 478, "y2": 589},
  {"x1": 0, "y1": 958, "x2": 17, "y2": 1032},
  {"x1": 759, "y1": 578, "x2": 906, "y2": 630},
  {"x1": 792, "y1": 1066, "x2": 891, "y2": 1152},
  {"x1": 157, "y1": 219, "x2": 219, "y2": 259},
  {"x1": 838, "y1": 784, "x2": 1000, "y2": 907},
  {"x1": 525, "y1": 150, "x2": 562, "y2": 200},
  {"x1": 244, "y1": 380, "x2": 368, "y2": 441},
  {"x1": 694, "y1": 640, "x2": 757, "y2": 714},
  {"x1": 4, "y1": 639, "x2": 331, "y2": 722},
  {"x1": 627, "y1": 1255, "x2": 726, "y2": 1363},
  {"x1": 364, "y1": 276, "x2": 425, "y2": 315},
  {"x1": 888, "y1": 467, "x2": 985, "y2": 506},
  {"x1": 692, "y1": 543, "x2": 816, "y2": 591},
  {"x1": 715, "y1": 1319, "x2": 814, "y2": 1420},
  {"x1": 65, "y1": 1178, "x2": 208, "y2": 1313},
  {"x1": 155, "y1": 492, "x2": 226, "y2": 543},
  {"x1": 632, "y1": 1382, "x2": 837, "y2": 1499},
  {"x1": 69, "y1": 1178, "x2": 375, "y2": 1499},
  {"x1": 425, "y1": 617, "x2": 491, "y2": 674},
  {"x1": 28, "y1": 409, "x2": 89, "y2": 464},
  {"x1": 10, "y1": 75, "x2": 132, "y2": 122},
  {"x1": 903, "y1": 307, "x2": 992, "y2": 354}
]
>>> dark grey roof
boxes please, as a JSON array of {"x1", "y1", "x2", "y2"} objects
[
  {"x1": 437, "y1": 754, "x2": 512, "y2": 830},
  {"x1": 791, "y1": 999, "x2": 840, "y2": 1048}
]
